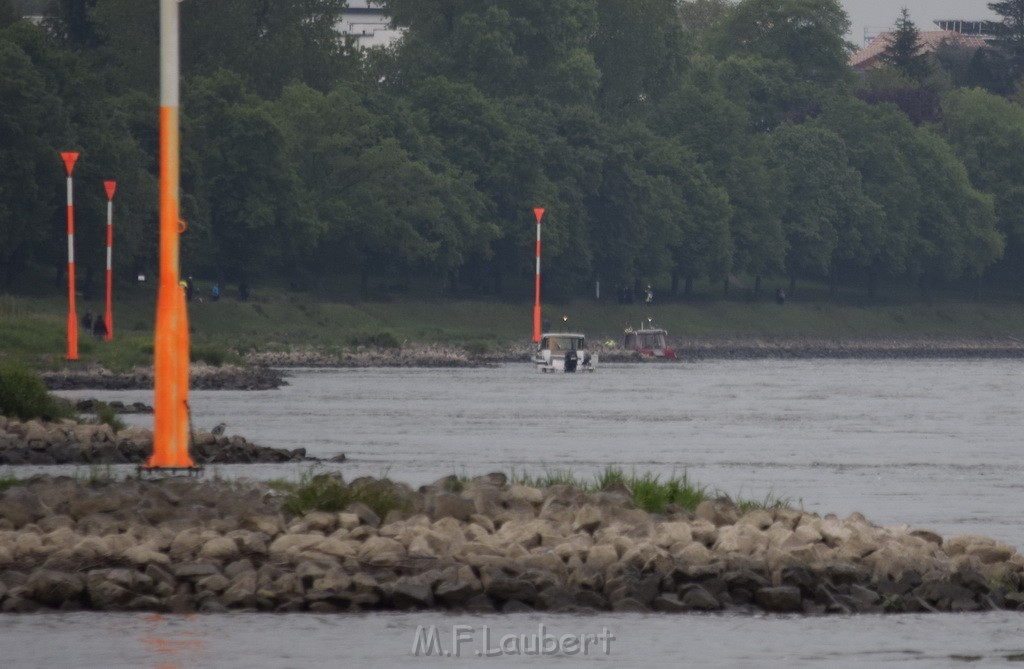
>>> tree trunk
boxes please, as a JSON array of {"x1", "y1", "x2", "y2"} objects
[
  {"x1": 723, "y1": 276, "x2": 729, "y2": 296},
  {"x1": 359, "y1": 265, "x2": 370, "y2": 298},
  {"x1": 492, "y1": 263, "x2": 503, "y2": 296},
  {"x1": 867, "y1": 269, "x2": 877, "y2": 299},
  {"x1": 829, "y1": 266, "x2": 837, "y2": 299},
  {"x1": 684, "y1": 276, "x2": 694, "y2": 296},
  {"x1": 788, "y1": 272, "x2": 796, "y2": 297},
  {"x1": 754, "y1": 275, "x2": 762, "y2": 300},
  {"x1": 671, "y1": 270, "x2": 679, "y2": 296}
]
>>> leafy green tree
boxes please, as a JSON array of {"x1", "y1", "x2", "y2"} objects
[
  {"x1": 818, "y1": 97, "x2": 921, "y2": 290},
  {"x1": 43, "y1": 0, "x2": 99, "y2": 48},
  {"x1": 184, "y1": 71, "x2": 315, "y2": 281},
  {"x1": 768, "y1": 124, "x2": 865, "y2": 293},
  {"x1": 87, "y1": 0, "x2": 354, "y2": 97},
  {"x1": 0, "y1": 0, "x2": 19, "y2": 28},
  {"x1": 988, "y1": 0, "x2": 1024, "y2": 82},
  {"x1": 678, "y1": 0, "x2": 732, "y2": 37},
  {"x1": 274, "y1": 81, "x2": 498, "y2": 295},
  {"x1": 711, "y1": 0, "x2": 851, "y2": 87},
  {"x1": 590, "y1": 0, "x2": 687, "y2": 115},
  {"x1": 940, "y1": 87, "x2": 1024, "y2": 284},
  {"x1": 649, "y1": 64, "x2": 784, "y2": 293},
  {"x1": 0, "y1": 27, "x2": 65, "y2": 286},
  {"x1": 902, "y1": 128, "x2": 1003, "y2": 288},
  {"x1": 381, "y1": 0, "x2": 600, "y2": 103}
]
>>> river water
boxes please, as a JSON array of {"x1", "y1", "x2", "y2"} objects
[{"x1": 4, "y1": 360, "x2": 1024, "y2": 667}]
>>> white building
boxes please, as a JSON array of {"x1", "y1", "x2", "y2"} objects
[{"x1": 337, "y1": 0, "x2": 404, "y2": 48}]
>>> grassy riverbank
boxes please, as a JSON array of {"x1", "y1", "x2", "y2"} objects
[{"x1": 4, "y1": 286, "x2": 1024, "y2": 370}]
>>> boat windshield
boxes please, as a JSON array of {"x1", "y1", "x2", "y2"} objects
[
  {"x1": 544, "y1": 336, "x2": 584, "y2": 351},
  {"x1": 639, "y1": 333, "x2": 665, "y2": 348}
]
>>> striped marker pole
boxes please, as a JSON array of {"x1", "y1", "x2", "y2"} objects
[
  {"x1": 103, "y1": 181, "x2": 116, "y2": 341},
  {"x1": 532, "y1": 207, "x2": 544, "y2": 343},
  {"x1": 61, "y1": 152, "x2": 80, "y2": 360},
  {"x1": 147, "y1": 0, "x2": 194, "y2": 470}
]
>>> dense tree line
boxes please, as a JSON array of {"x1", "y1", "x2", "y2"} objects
[{"x1": 2, "y1": 0, "x2": 1024, "y2": 300}]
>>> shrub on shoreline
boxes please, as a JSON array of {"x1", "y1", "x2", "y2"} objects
[{"x1": 0, "y1": 363, "x2": 76, "y2": 422}]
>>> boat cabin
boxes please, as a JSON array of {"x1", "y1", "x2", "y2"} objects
[{"x1": 624, "y1": 328, "x2": 676, "y2": 358}]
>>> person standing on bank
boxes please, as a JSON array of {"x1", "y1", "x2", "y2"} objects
[
  {"x1": 211, "y1": 282, "x2": 221, "y2": 301},
  {"x1": 93, "y1": 315, "x2": 107, "y2": 340}
]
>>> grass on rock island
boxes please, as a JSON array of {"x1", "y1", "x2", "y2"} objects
[{"x1": 265, "y1": 465, "x2": 790, "y2": 518}]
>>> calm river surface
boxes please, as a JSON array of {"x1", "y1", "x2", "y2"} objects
[{"x1": 5, "y1": 359, "x2": 1024, "y2": 667}]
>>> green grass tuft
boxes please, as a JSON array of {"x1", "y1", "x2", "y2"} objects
[
  {"x1": 0, "y1": 473, "x2": 25, "y2": 493},
  {"x1": 511, "y1": 465, "x2": 787, "y2": 514},
  {"x1": 280, "y1": 468, "x2": 410, "y2": 518}
]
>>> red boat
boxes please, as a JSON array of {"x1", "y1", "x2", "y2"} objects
[{"x1": 624, "y1": 328, "x2": 676, "y2": 359}]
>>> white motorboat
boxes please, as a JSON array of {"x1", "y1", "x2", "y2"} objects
[{"x1": 533, "y1": 332, "x2": 597, "y2": 372}]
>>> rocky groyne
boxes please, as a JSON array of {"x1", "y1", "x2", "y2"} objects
[
  {"x1": 0, "y1": 473, "x2": 1021, "y2": 615},
  {"x1": 0, "y1": 417, "x2": 311, "y2": 465},
  {"x1": 42, "y1": 364, "x2": 286, "y2": 391}
]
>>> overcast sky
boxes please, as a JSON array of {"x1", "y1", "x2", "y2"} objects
[{"x1": 841, "y1": 0, "x2": 999, "y2": 44}]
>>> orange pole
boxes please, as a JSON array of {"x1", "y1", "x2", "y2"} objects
[
  {"x1": 104, "y1": 181, "x2": 116, "y2": 341},
  {"x1": 61, "y1": 152, "x2": 79, "y2": 360},
  {"x1": 147, "y1": 0, "x2": 193, "y2": 469},
  {"x1": 532, "y1": 207, "x2": 544, "y2": 343}
]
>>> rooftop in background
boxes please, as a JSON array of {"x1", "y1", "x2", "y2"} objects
[
  {"x1": 933, "y1": 19, "x2": 992, "y2": 35},
  {"x1": 850, "y1": 21, "x2": 991, "y2": 72},
  {"x1": 860, "y1": 18, "x2": 994, "y2": 46}
]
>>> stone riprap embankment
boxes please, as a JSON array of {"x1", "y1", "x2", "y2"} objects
[
  {"x1": 245, "y1": 338, "x2": 1024, "y2": 368},
  {"x1": 1, "y1": 473, "x2": 1022, "y2": 615},
  {"x1": 676, "y1": 337, "x2": 1024, "y2": 360},
  {"x1": 0, "y1": 417, "x2": 310, "y2": 465},
  {"x1": 244, "y1": 344, "x2": 488, "y2": 368},
  {"x1": 42, "y1": 364, "x2": 286, "y2": 391}
]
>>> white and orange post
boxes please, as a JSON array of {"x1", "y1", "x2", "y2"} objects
[
  {"x1": 61, "y1": 152, "x2": 80, "y2": 360},
  {"x1": 532, "y1": 207, "x2": 545, "y2": 343},
  {"x1": 147, "y1": 0, "x2": 194, "y2": 470},
  {"x1": 103, "y1": 181, "x2": 116, "y2": 341}
]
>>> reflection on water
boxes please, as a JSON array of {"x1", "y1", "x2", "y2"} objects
[{"x1": 4, "y1": 360, "x2": 1022, "y2": 667}]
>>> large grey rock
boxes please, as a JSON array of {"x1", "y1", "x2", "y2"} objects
[
  {"x1": 425, "y1": 492, "x2": 475, "y2": 522},
  {"x1": 680, "y1": 586, "x2": 721, "y2": 611},
  {"x1": 391, "y1": 577, "x2": 434, "y2": 609},
  {"x1": 755, "y1": 586, "x2": 803, "y2": 613},
  {"x1": 25, "y1": 570, "x2": 85, "y2": 607}
]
